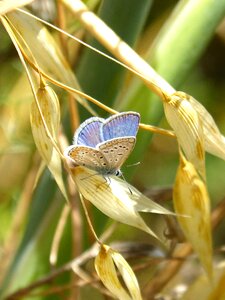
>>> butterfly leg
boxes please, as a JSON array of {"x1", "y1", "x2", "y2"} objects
[{"x1": 120, "y1": 172, "x2": 133, "y2": 195}]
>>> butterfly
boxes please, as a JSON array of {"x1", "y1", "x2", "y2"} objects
[{"x1": 64, "y1": 112, "x2": 140, "y2": 176}]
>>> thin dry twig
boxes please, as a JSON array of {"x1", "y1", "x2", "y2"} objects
[
  {"x1": 17, "y1": 5, "x2": 174, "y2": 98},
  {"x1": 13, "y1": 7, "x2": 176, "y2": 138},
  {"x1": 60, "y1": 0, "x2": 175, "y2": 98},
  {"x1": 4, "y1": 246, "x2": 97, "y2": 300},
  {"x1": 4, "y1": 224, "x2": 117, "y2": 300},
  {"x1": 1, "y1": 16, "x2": 64, "y2": 159},
  {"x1": 143, "y1": 196, "x2": 225, "y2": 298},
  {"x1": 5, "y1": 196, "x2": 225, "y2": 300},
  {"x1": 13, "y1": 37, "x2": 175, "y2": 137},
  {"x1": 56, "y1": 1, "x2": 80, "y2": 133}
]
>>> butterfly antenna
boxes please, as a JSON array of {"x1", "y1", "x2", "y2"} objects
[{"x1": 125, "y1": 161, "x2": 140, "y2": 168}]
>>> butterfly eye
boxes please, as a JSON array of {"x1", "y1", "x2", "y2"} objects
[{"x1": 115, "y1": 170, "x2": 121, "y2": 176}]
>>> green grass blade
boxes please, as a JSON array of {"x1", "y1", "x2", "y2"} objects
[
  {"x1": 149, "y1": 0, "x2": 225, "y2": 86},
  {"x1": 0, "y1": 170, "x2": 64, "y2": 298},
  {"x1": 119, "y1": 0, "x2": 225, "y2": 179}
]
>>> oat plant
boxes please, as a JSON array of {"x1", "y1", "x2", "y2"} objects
[{"x1": 1, "y1": 0, "x2": 225, "y2": 299}]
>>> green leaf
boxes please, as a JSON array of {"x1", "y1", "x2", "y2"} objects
[{"x1": 0, "y1": 169, "x2": 64, "y2": 298}]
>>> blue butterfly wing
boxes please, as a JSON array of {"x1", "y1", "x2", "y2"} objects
[
  {"x1": 102, "y1": 112, "x2": 140, "y2": 140},
  {"x1": 73, "y1": 117, "x2": 104, "y2": 147}
]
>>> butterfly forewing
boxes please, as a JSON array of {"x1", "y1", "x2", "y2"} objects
[
  {"x1": 73, "y1": 117, "x2": 104, "y2": 147},
  {"x1": 102, "y1": 112, "x2": 140, "y2": 141},
  {"x1": 67, "y1": 146, "x2": 110, "y2": 173},
  {"x1": 99, "y1": 137, "x2": 136, "y2": 171}
]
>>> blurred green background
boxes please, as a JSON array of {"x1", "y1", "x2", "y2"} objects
[{"x1": 0, "y1": 0, "x2": 225, "y2": 299}]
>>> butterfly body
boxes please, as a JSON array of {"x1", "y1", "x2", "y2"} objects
[{"x1": 65, "y1": 112, "x2": 140, "y2": 176}]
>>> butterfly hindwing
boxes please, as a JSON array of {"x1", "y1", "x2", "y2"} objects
[
  {"x1": 102, "y1": 112, "x2": 140, "y2": 141},
  {"x1": 98, "y1": 137, "x2": 136, "y2": 171}
]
